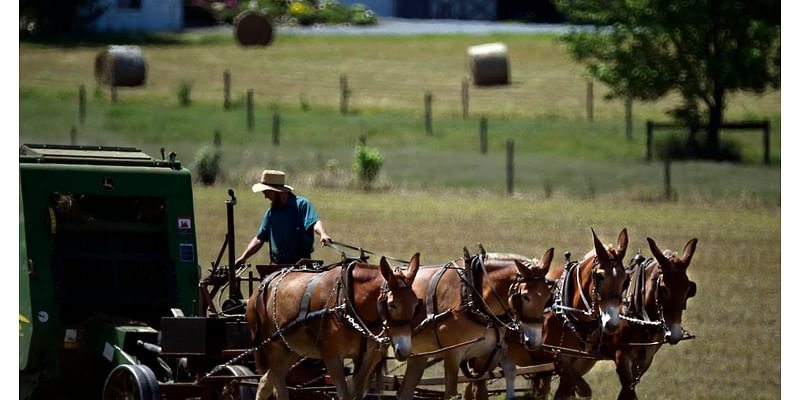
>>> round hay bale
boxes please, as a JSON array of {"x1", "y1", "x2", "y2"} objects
[
  {"x1": 94, "y1": 45, "x2": 147, "y2": 87},
  {"x1": 234, "y1": 11, "x2": 273, "y2": 47},
  {"x1": 468, "y1": 43, "x2": 510, "y2": 86}
]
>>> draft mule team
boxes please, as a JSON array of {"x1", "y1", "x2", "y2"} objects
[{"x1": 239, "y1": 169, "x2": 698, "y2": 400}]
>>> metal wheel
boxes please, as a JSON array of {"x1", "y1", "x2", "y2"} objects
[
  {"x1": 102, "y1": 364, "x2": 160, "y2": 400},
  {"x1": 208, "y1": 365, "x2": 258, "y2": 400}
]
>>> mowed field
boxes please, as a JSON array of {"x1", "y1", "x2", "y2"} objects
[{"x1": 20, "y1": 31, "x2": 780, "y2": 398}]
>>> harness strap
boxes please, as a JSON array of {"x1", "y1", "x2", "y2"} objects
[
  {"x1": 420, "y1": 263, "x2": 451, "y2": 348},
  {"x1": 458, "y1": 326, "x2": 503, "y2": 379},
  {"x1": 298, "y1": 271, "x2": 327, "y2": 328},
  {"x1": 575, "y1": 261, "x2": 593, "y2": 313}
]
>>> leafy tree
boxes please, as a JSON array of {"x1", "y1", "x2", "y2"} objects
[{"x1": 555, "y1": 0, "x2": 780, "y2": 159}]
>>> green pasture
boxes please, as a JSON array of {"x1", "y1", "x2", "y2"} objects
[
  {"x1": 20, "y1": 31, "x2": 780, "y2": 398},
  {"x1": 19, "y1": 33, "x2": 781, "y2": 206},
  {"x1": 19, "y1": 86, "x2": 779, "y2": 207},
  {"x1": 193, "y1": 185, "x2": 780, "y2": 399}
]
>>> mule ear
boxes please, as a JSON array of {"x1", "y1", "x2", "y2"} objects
[
  {"x1": 405, "y1": 253, "x2": 420, "y2": 283},
  {"x1": 647, "y1": 237, "x2": 670, "y2": 270},
  {"x1": 539, "y1": 248, "x2": 554, "y2": 274},
  {"x1": 681, "y1": 238, "x2": 698, "y2": 267},
  {"x1": 514, "y1": 260, "x2": 531, "y2": 278},
  {"x1": 617, "y1": 228, "x2": 629, "y2": 260},
  {"x1": 379, "y1": 256, "x2": 397, "y2": 287},
  {"x1": 592, "y1": 228, "x2": 610, "y2": 264}
]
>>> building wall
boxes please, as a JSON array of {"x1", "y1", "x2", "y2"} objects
[{"x1": 92, "y1": 0, "x2": 183, "y2": 32}]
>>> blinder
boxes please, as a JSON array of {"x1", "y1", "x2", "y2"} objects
[{"x1": 687, "y1": 281, "x2": 697, "y2": 299}]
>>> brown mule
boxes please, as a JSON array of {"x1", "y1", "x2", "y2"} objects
[
  {"x1": 561, "y1": 237, "x2": 699, "y2": 400},
  {"x1": 397, "y1": 248, "x2": 555, "y2": 400},
  {"x1": 462, "y1": 249, "x2": 557, "y2": 400},
  {"x1": 246, "y1": 254, "x2": 421, "y2": 400},
  {"x1": 511, "y1": 228, "x2": 630, "y2": 400}
]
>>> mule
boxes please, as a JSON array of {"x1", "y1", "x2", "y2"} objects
[
  {"x1": 246, "y1": 254, "x2": 421, "y2": 400},
  {"x1": 397, "y1": 247, "x2": 555, "y2": 400},
  {"x1": 560, "y1": 237, "x2": 698, "y2": 400},
  {"x1": 505, "y1": 228, "x2": 629, "y2": 399}
]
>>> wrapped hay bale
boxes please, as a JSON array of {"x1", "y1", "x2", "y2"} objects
[
  {"x1": 94, "y1": 45, "x2": 147, "y2": 87},
  {"x1": 468, "y1": 42, "x2": 510, "y2": 86},
  {"x1": 235, "y1": 11, "x2": 273, "y2": 47}
]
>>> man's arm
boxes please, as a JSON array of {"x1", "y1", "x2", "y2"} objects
[
  {"x1": 235, "y1": 236, "x2": 265, "y2": 266},
  {"x1": 313, "y1": 220, "x2": 332, "y2": 246}
]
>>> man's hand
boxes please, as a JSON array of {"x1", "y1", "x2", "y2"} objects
[{"x1": 320, "y1": 235, "x2": 333, "y2": 246}]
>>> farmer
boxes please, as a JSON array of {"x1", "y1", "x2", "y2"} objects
[{"x1": 235, "y1": 169, "x2": 332, "y2": 266}]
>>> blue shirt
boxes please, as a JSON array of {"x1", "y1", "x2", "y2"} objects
[{"x1": 256, "y1": 194, "x2": 320, "y2": 264}]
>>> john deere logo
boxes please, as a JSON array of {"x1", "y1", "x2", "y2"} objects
[{"x1": 19, "y1": 314, "x2": 30, "y2": 336}]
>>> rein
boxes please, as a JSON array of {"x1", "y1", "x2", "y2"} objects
[{"x1": 325, "y1": 240, "x2": 410, "y2": 265}]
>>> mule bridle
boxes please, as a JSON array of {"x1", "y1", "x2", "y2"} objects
[
  {"x1": 508, "y1": 271, "x2": 552, "y2": 325},
  {"x1": 376, "y1": 279, "x2": 419, "y2": 328},
  {"x1": 466, "y1": 255, "x2": 545, "y2": 333},
  {"x1": 620, "y1": 257, "x2": 696, "y2": 340},
  {"x1": 551, "y1": 256, "x2": 626, "y2": 349}
]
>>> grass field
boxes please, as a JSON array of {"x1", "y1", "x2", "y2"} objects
[{"x1": 19, "y1": 30, "x2": 780, "y2": 398}]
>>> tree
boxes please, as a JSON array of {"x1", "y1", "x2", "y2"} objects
[{"x1": 555, "y1": 0, "x2": 780, "y2": 159}]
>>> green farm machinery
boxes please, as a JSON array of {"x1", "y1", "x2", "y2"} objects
[{"x1": 19, "y1": 144, "x2": 260, "y2": 400}]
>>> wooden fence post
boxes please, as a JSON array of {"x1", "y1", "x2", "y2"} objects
[
  {"x1": 462, "y1": 78, "x2": 469, "y2": 119},
  {"x1": 646, "y1": 121, "x2": 654, "y2": 161},
  {"x1": 625, "y1": 97, "x2": 632, "y2": 140},
  {"x1": 586, "y1": 80, "x2": 594, "y2": 122},
  {"x1": 425, "y1": 91, "x2": 433, "y2": 136},
  {"x1": 479, "y1": 117, "x2": 488, "y2": 155},
  {"x1": 506, "y1": 139, "x2": 514, "y2": 195},
  {"x1": 763, "y1": 120, "x2": 770, "y2": 166},
  {"x1": 664, "y1": 155, "x2": 672, "y2": 200},
  {"x1": 223, "y1": 70, "x2": 231, "y2": 110},
  {"x1": 213, "y1": 129, "x2": 222, "y2": 147},
  {"x1": 340, "y1": 74, "x2": 349, "y2": 114},
  {"x1": 79, "y1": 84, "x2": 86, "y2": 125},
  {"x1": 70, "y1": 126, "x2": 77, "y2": 145},
  {"x1": 110, "y1": 65, "x2": 117, "y2": 103},
  {"x1": 246, "y1": 90, "x2": 254, "y2": 131},
  {"x1": 272, "y1": 111, "x2": 280, "y2": 146}
]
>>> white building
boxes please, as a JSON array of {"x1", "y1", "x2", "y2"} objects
[{"x1": 90, "y1": 0, "x2": 183, "y2": 32}]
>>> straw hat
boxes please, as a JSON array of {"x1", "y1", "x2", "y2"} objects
[{"x1": 251, "y1": 169, "x2": 294, "y2": 193}]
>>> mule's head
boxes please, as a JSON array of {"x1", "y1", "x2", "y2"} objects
[
  {"x1": 647, "y1": 237, "x2": 698, "y2": 345},
  {"x1": 377, "y1": 253, "x2": 420, "y2": 361},
  {"x1": 510, "y1": 248, "x2": 554, "y2": 350},
  {"x1": 591, "y1": 228, "x2": 629, "y2": 335}
]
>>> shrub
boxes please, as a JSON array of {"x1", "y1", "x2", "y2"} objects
[
  {"x1": 350, "y1": 4, "x2": 377, "y2": 25},
  {"x1": 193, "y1": 146, "x2": 222, "y2": 185},
  {"x1": 352, "y1": 143, "x2": 383, "y2": 190},
  {"x1": 655, "y1": 131, "x2": 743, "y2": 162},
  {"x1": 178, "y1": 81, "x2": 192, "y2": 107}
]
